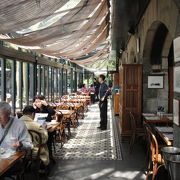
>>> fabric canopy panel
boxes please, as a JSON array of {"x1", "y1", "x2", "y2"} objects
[
  {"x1": 0, "y1": 0, "x2": 101, "y2": 46},
  {"x1": 71, "y1": 43, "x2": 109, "y2": 64},
  {"x1": 0, "y1": 0, "x2": 110, "y2": 67}
]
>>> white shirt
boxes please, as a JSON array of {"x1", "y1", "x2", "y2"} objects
[{"x1": 0, "y1": 117, "x2": 33, "y2": 150}]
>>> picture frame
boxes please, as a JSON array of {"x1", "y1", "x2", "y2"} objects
[
  {"x1": 173, "y1": 99, "x2": 180, "y2": 126},
  {"x1": 148, "y1": 75, "x2": 164, "y2": 89},
  {"x1": 174, "y1": 37, "x2": 180, "y2": 63},
  {"x1": 174, "y1": 66, "x2": 180, "y2": 93}
]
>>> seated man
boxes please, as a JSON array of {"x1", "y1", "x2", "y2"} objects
[
  {"x1": 0, "y1": 102, "x2": 33, "y2": 151},
  {"x1": 20, "y1": 106, "x2": 49, "y2": 166},
  {"x1": 0, "y1": 102, "x2": 33, "y2": 177}
]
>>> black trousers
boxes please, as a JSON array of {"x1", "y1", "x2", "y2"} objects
[{"x1": 99, "y1": 100, "x2": 108, "y2": 128}]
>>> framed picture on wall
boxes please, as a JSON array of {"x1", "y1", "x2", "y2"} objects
[
  {"x1": 174, "y1": 66, "x2": 180, "y2": 93},
  {"x1": 174, "y1": 37, "x2": 180, "y2": 63},
  {"x1": 148, "y1": 75, "x2": 164, "y2": 89},
  {"x1": 173, "y1": 99, "x2": 180, "y2": 126}
]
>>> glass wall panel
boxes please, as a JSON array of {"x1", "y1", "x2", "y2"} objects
[
  {"x1": 44, "y1": 66, "x2": 49, "y2": 101},
  {"x1": 67, "y1": 69, "x2": 71, "y2": 94},
  {"x1": 49, "y1": 67, "x2": 52, "y2": 101},
  {"x1": 0, "y1": 58, "x2": 2, "y2": 101},
  {"x1": 29, "y1": 63, "x2": 34, "y2": 105},
  {"x1": 6, "y1": 59, "x2": 13, "y2": 105},
  {"x1": 23, "y1": 62, "x2": 29, "y2": 107},
  {"x1": 16, "y1": 61, "x2": 22, "y2": 111},
  {"x1": 54, "y1": 68, "x2": 57, "y2": 99},
  {"x1": 41, "y1": 66, "x2": 45, "y2": 96},
  {"x1": 37, "y1": 65, "x2": 41, "y2": 95}
]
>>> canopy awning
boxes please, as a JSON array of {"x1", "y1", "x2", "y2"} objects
[{"x1": 0, "y1": 0, "x2": 110, "y2": 67}]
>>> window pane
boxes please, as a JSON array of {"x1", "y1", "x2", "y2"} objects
[
  {"x1": 16, "y1": 61, "x2": 22, "y2": 111},
  {"x1": 0, "y1": 58, "x2": 2, "y2": 101},
  {"x1": 6, "y1": 59, "x2": 12, "y2": 105},
  {"x1": 49, "y1": 67, "x2": 52, "y2": 101},
  {"x1": 29, "y1": 63, "x2": 34, "y2": 105},
  {"x1": 23, "y1": 62, "x2": 29, "y2": 107},
  {"x1": 44, "y1": 66, "x2": 49, "y2": 100}
]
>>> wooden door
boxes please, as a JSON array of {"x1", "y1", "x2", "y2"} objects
[{"x1": 119, "y1": 64, "x2": 142, "y2": 136}]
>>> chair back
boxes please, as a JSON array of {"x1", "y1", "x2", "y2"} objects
[
  {"x1": 129, "y1": 112, "x2": 136, "y2": 135},
  {"x1": 28, "y1": 130, "x2": 44, "y2": 160},
  {"x1": 145, "y1": 126, "x2": 159, "y2": 163},
  {"x1": 57, "y1": 111, "x2": 63, "y2": 122}
]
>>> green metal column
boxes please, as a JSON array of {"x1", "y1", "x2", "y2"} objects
[
  {"x1": 70, "y1": 68, "x2": 73, "y2": 93},
  {"x1": 25, "y1": 63, "x2": 29, "y2": 105},
  {"x1": 60, "y1": 68, "x2": 63, "y2": 96},
  {"x1": 74, "y1": 71, "x2": 77, "y2": 92},
  {"x1": 1, "y1": 58, "x2": 6, "y2": 101}
]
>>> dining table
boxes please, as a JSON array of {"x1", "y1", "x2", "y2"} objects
[
  {"x1": 142, "y1": 113, "x2": 173, "y2": 124},
  {"x1": 154, "y1": 126, "x2": 173, "y2": 146},
  {"x1": 0, "y1": 151, "x2": 25, "y2": 176}
]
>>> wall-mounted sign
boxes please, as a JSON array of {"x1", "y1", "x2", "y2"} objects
[
  {"x1": 148, "y1": 75, "x2": 164, "y2": 89},
  {"x1": 174, "y1": 37, "x2": 180, "y2": 63},
  {"x1": 174, "y1": 66, "x2": 180, "y2": 93},
  {"x1": 173, "y1": 99, "x2": 180, "y2": 126}
]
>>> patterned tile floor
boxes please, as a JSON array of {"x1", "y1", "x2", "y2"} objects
[{"x1": 54, "y1": 102, "x2": 122, "y2": 160}]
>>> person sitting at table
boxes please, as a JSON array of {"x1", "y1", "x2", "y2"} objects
[
  {"x1": 33, "y1": 95, "x2": 56, "y2": 160},
  {"x1": 20, "y1": 106, "x2": 49, "y2": 166},
  {"x1": 0, "y1": 102, "x2": 33, "y2": 151},
  {"x1": 81, "y1": 84, "x2": 88, "y2": 93},
  {"x1": 33, "y1": 94, "x2": 55, "y2": 122},
  {"x1": 0, "y1": 102, "x2": 33, "y2": 178}
]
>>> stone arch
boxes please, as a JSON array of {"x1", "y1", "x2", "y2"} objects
[{"x1": 142, "y1": 20, "x2": 173, "y2": 113}]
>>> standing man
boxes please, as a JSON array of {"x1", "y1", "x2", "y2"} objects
[{"x1": 97, "y1": 75, "x2": 110, "y2": 130}]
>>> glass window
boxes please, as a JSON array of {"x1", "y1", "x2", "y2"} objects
[
  {"x1": 49, "y1": 67, "x2": 52, "y2": 101},
  {"x1": 37, "y1": 65, "x2": 41, "y2": 95},
  {"x1": 44, "y1": 66, "x2": 49, "y2": 101},
  {"x1": 67, "y1": 69, "x2": 71, "y2": 94},
  {"x1": 23, "y1": 62, "x2": 29, "y2": 107},
  {"x1": 0, "y1": 58, "x2": 2, "y2": 101},
  {"x1": 29, "y1": 63, "x2": 34, "y2": 105},
  {"x1": 16, "y1": 61, "x2": 22, "y2": 111},
  {"x1": 6, "y1": 59, "x2": 13, "y2": 105},
  {"x1": 54, "y1": 68, "x2": 58, "y2": 99},
  {"x1": 64, "y1": 69, "x2": 67, "y2": 95}
]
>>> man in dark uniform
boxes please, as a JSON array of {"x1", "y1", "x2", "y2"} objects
[{"x1": 97, "y1": 74, "x2": 110, "y2": 130}]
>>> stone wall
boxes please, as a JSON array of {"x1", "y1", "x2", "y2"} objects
[{"x1": 119, "y1": 0, "x2": 180, "y2": 146}]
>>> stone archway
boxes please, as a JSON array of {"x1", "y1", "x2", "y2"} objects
[{"x1": 142, "y1": 21, "x2": 173, "y2": 113}]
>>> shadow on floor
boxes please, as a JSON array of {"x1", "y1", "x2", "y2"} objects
[{"x1": 47, "y1": 141, "x2": 146, "y2": 180}]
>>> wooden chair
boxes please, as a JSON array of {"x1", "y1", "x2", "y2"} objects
[
  {"x1": 76, "y1": 105, "x2": 84, "y2": 119},
  {"x1": 28, "y1": 130, "x2": 48, "y2": 180},
  {"x1": 55, "y1": 111, "x2": 66, "y2": 147},
  {"x1": 145, "y1": 125, "x2": 164, "y2": 180},
  {"x1": 129, "y1": 112, "x2": 145, "y2": 153}
]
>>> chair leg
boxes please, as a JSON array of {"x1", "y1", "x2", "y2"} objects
[
  {"x1": 129, "y1": 133, "x2": 136, "y2": 153},
  {"x1": 152, "y1": 163, "x2": 158, "y2": 180}
]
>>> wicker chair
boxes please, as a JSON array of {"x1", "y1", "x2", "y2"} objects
[
  {"x1": 28, "y1": 130, "x2": 48, "y2": 180},
  {"x1": 129, "y1": 112, "x2": 145, "y2": 153},
  {"x1": 144, "y1": 125, "x2": 164, "y2": 180}
]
